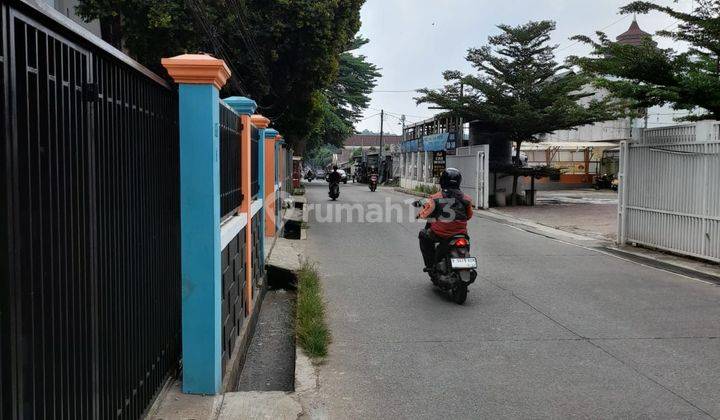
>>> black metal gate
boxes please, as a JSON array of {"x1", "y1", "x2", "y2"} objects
[{"x1": 1, "y1": 2, "x2": 181, "y2": 419}]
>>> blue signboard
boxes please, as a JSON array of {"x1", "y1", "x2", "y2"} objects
[
  {"x1": 402, "y1": 132, "x2": 459, "y2": 153},
  {"x1": 423, "y1": 133, "x2": 449, "y2": 152},
  {"x1": 446, "y1": 133, "x2": 457, "y2": 155},
  {"x1": 401, "y1": 139, "x2": 418, "y2": 153}
]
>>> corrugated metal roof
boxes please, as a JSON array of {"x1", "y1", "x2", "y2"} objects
[{"x1": 522, "y1": 141, "x2": 619, "y2": 150}]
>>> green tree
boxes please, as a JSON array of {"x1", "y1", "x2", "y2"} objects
[
  {"x1": 76, "y1": 0, "x2": 364, "y2": 149},
  {"x1": 308, "y1": 37, "x2": 381, "y2": 151},
  {"x1": 305, "y1": 144, "x2": 337, "y2": 169},
  {"x1": 571, "y1": 1, "x2": 720, "y2": 120},
  {"x1": 417, "y1": 20, "x2": 621, "y2": 203}
]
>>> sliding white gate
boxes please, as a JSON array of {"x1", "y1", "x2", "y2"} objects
[
  {"x1": 448, "y1": 145, "x2": 490, "y2": 209},
  {"x1": 617, "y1": 121, "x2": 720, "y2": 262}
]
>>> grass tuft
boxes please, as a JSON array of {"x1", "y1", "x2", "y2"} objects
[
  {"x1": 296, "y1": 261, "x2": 330, "y2": 359},
  {"x1": 413, "y1": 184, "x2": 439, "y2": 195}
]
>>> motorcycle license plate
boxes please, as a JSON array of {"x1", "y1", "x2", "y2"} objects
[{"x1": 450, "y1": 257, "x2": 477, "y2": 269}]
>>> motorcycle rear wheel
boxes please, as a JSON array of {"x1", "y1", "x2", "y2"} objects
[{"x1": 452, "y1": 284, "x2": 468, "y2": 304}]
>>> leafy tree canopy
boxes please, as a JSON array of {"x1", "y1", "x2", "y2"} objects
[
  {"x1": 570, "y1": 1, "x2": 720, "y2": 120},
  {"x1": 307, "y1": 37, "x2": 381, "y2": 152},
  {"x1": 305, "y1": 144, "x2": 337, "y2": 169},
  {"x1": 417, "y1": 20, "x2": 623, "y2": 157},
  {"x1": 76, "y1": 0, "x2": 365, "y2": 148},
  {"x1": 417, "y1": 20, "x2": 623, "y2": 203}
]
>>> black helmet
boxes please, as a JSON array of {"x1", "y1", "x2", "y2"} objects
[{"x1": 440, "y1": 168, "x2": 462, "y2": 189}]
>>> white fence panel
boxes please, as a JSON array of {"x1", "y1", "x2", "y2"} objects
[
  {"x1": 618, "y1": 121, "x2": 720, "y2": 262},
  {"x1": 447, "y1": 145, "x2": 490, "y2": 209}
]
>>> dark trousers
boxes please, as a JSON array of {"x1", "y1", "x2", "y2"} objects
[{"x1": 419, "y1": 228, "x2": 444, "y2": 269}]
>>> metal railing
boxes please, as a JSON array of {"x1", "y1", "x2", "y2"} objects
[
  {"x1": 1, "y1": 2, "x2": 180, "y2": 418},
  {"x1": 618, "y1": 121, "x2": 720, "y2": 262},
  {"x1": 220, "y1": 229, "x2": 245, "y2": 374},
  {"x1": 220, "y1": 102, "x2": 242, "y2": 219}
]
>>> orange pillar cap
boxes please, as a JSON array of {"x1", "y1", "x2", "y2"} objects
[
  {"x1": 251, "y1": 114, "x2": 271, "y2": 129},
  {"x1": 161, "y1": 53, "x2": 231, "y2": 90}
]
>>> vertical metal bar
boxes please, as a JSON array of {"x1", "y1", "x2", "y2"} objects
[
  {"x1": 617, "y1": 140, "x2": 628, "y2": 245},
  {"x1": 696, "y1": 125, "x2": 712, "y2": 258}
]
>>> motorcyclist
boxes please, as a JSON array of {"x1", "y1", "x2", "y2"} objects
[
  {"x1": 328, "y1": 165, "x2": 342, "y2": 186},
  {"x1": 416, "y1": 168, "x2": 474, "y2": 272}
]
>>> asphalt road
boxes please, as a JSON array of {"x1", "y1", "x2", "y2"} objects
[{"x1": 300, "y1": 181, "x2": 720, "y2": 419}]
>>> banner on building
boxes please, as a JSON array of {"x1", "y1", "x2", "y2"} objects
[
  {"x1": 433, "y1": 151, "x2": 446, "y2": 177},
  {"x1": 445, "y1": 133, "x2": 457, "y2": 155}
]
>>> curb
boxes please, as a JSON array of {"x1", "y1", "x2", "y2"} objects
[
  {"x1": 477, "y1": 209, "x2": 720, "y2": 285},
  {"x1": 602, "y1": 246, "x2": 720, "y2": 285},
  {"x1": 480, "y1": 208, "x2": 601, "y2": 243},
  {"x1": 393, "y1": 187, "x2": 430, "y2": 198},
  {"x1": 294, "y1": 348, "x2": 318, "y2": 395}
]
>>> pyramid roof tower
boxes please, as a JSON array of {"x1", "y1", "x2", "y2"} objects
[{"x1": 616, "y1": 18, "x2": 656, "y2": 46}]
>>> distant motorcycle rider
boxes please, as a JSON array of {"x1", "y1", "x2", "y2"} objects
[
  {"x1": 416, "y1": 168, "x2": 474, "y2": 271},
  {"x1": 328, "y1": 165, "x2": 342, "y2": 185}
]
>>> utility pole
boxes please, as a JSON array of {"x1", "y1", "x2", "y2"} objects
[
  {"x1": 459, "y1": 82, "x2": 465, "y2": 146},
  {"x1": 379, "y1": 109, "x2": 384, "y2": 181}
]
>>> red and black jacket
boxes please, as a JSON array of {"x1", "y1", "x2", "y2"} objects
[{"x1": 418, "y1": 189, "x2": 474, "y2": 238}]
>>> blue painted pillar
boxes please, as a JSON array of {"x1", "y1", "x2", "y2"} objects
[{"x1": 162, "y1": 54, "x2": 230, "y2": 395}]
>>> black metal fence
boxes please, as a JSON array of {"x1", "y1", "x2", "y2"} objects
[
  {"x1": 220, "y1": 228, "x2": 245, "y2": 375},
  {"x1": 220, "y1": 102, "x2": 241, "y2": 219},
  {"x1": 251, "y1": 213, "x2": 263, "y2": 291},
  {"x1": 250, "y1": 125, "x2": 259, "y2": 199},
  {"x1": 1, "y1": 2, "x2": 180, "y2": 419}
]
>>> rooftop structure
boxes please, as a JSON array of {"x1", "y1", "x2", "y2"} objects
[{"x1": 616, "y1": 18, "x2": 656, "y2": 47}]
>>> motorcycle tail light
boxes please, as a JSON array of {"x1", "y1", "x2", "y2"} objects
[{"x1": 454, "y1": 238, "x2": 468, "y2": 247}]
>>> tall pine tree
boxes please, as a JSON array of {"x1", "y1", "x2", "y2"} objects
[
  {"x1": 418, "y1": 20, "x2": 621, "y2": 202},
  {"x1": 571, "y1": 1, "x2": 720, "y2": 120}
]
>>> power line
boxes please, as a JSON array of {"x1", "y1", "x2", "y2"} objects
[
  {"x1": 367, "y1": 107, "x2": 428, "y2": 120},
  {"x1": 358, "y1": 112, "x2": 381, "y2": 121},
  {"x1": 373, "y1": 89, "x2": 422, "y2": 93},
  {"x1": 186, "y1": 0, "x2": 248, "y2": 95},
  {"x1": 557, "y1": 14, "x2": 631, "y2": 54}
]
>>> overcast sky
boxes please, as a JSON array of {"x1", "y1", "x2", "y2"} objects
[{"x1": 354, "y1": 0, "x2": 693, "y2": 134}]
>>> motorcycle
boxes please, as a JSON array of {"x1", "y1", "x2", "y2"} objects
[
  {"x1": 305, "y1": 171, "x2": 315, "y2": 182},
  {"x1": 369, "y1": 174, "x2": 378, "y2": 192},
  {"x1": 413, "y1": 201, "x2": 478, "y2": 304},
  {"x1": 593, "y1": 173, "x2": 617, "y2": 190},
  {"x1": 329, "y1": 182, "x2": 340, "y2": 201}
]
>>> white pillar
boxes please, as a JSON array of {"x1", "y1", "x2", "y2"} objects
[
  {"x1": 423, "y1": 152, "x2": 429, "y2": 182},
  {"x1": 410, "y1": 152, "x2": 415, "y2": 180},
  {"x1": 416, "y1": 152, "x2": 422, "y2": 181}
]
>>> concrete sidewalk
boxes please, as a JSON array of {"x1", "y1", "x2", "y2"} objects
[
  {"x1": 149, "y1": 234, "x2": 314, "y2": 420},
  {"x1": 492, "y1": 189, "x2": 618, "y2": 241}
]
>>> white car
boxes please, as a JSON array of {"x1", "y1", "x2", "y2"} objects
[{"x1": 325, "y1": 169, "x2": 348, "y2": 183}]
